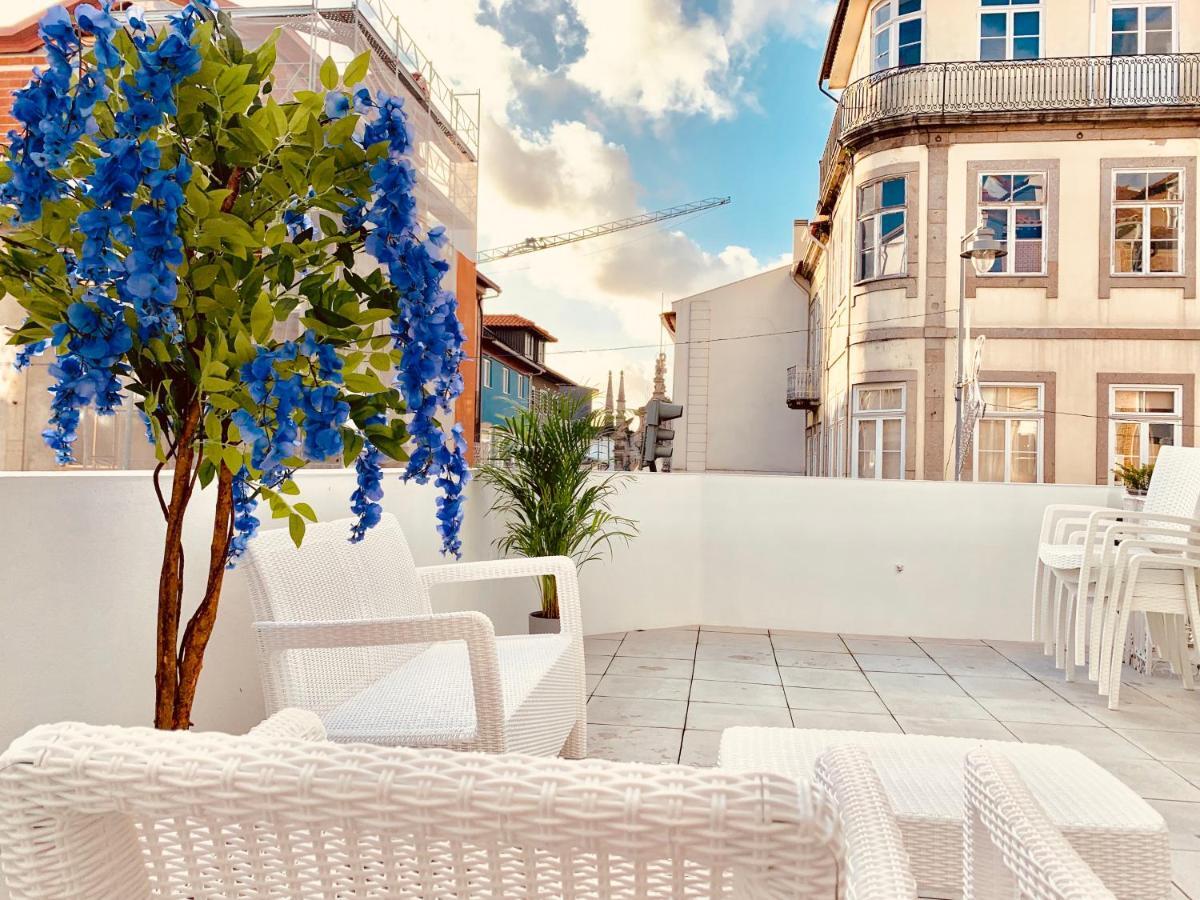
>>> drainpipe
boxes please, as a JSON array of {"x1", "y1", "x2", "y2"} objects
[
  {"x1": 1088, "y1": 0, "x2": 1097, "y2": 58},
  {"x1": 844, "y1": 152, "x2": 855, "y2": 479}
]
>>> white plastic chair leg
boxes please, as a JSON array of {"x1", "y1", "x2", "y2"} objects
[
  {"x1": 1107, "y1": 600, "x2": 1133, "y2": 710},
  {"x1": 1184, "y1": 571, "x2": 1200, "y2": 691},
  {"x1": 1054, "y1": 581, "x2": 1071, "y2": 670},
  {"x1": 1098, "y1": 577, "x2": 1125, "y2": 694}
]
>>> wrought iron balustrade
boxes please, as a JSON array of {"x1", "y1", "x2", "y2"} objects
[
  {"x1": 819, "y1": 53, "x2": 1200, "y2": 198},
  {"x1": 786, "y1": 365, "x2": 820, "y2": 410}
]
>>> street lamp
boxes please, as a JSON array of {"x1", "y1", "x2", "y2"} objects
[{"x1": 954, "y1": 226, "x2": 1007, "y2": 480}]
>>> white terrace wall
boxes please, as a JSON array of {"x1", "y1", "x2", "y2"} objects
[{"x1": 0, "y1": 471, "x2": 1116, "y2": 747}]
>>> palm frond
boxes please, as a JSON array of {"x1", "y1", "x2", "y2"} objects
[{"x1": 478, "y1": 392, "x2": 639, "y2": 573}]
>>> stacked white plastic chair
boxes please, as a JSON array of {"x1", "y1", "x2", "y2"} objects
[
  {"x1": 244, "y1": 513, "x2": 586, "y2": 756},
  {"x1": 0, "y1": 712, "x2": 918, "y2": 899},
  {"x1": 1034, "y1": 445, "x2": 1200, "y2": 699},
  {"x1": 964, "y1": 747, "x2": 1117, "y2": 900}
]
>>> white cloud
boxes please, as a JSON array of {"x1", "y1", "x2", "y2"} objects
[
  {"x1": 567, "y1": 0, "x2": 739, "y2": 119},
  {"x1": 386, "y1": 0, "x2": 818, "y2": 404}
]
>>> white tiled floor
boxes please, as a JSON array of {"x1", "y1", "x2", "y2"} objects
[{"x1": 583, "y1": 625, "x2": 1200, "y2": 899}]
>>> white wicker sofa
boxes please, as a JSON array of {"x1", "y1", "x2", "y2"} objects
[
  {"x1": 244, "y1": 514, "x2": 586, "y2": 757},
  {"x1": 0, "y1": 712, "x2": 917, "y2": 900},
  {"x1": 719, "y1": 727, "x2": 1170, "y2": 900}
]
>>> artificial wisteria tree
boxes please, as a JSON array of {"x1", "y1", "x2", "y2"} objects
[{"x1": 0, "y1": 0, "x2": 470, "y2": 729}]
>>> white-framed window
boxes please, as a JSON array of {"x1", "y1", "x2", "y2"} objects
[
  {"x1": 980, "y1": 0, "x2": 1041, "y2": 61},
  {"x1": 1112, "y1": 169, "x2": 1183, "y2": 275},
  {"x1": 979, "y1": 172, "x2": 1046, "y2": 275},
  {"x1": 519, "y1": 375, "x2": 530, "y2": 400},
  {"x1": 870, "y1": 0, "x2": 923, "y2": 72},
  {"x1": 482, "y1": 358, "x2": 493, "y2": 389},
  {"x1": 857, "y1": 176, "x2": 907, "y2": 282},
  {"x1": 973, "y1": 383, "x2": 1043, "y2": 483},
  {"x1": 1111, "y1": 2, "x2": 1176, "y2": 55},
  {"x1": 852, "y1": 383, "x2": 905, "y2": 480},
  {"x1": 1109, "y1": 384, "x2": 1182, "y2": 477},
  {"x1": 501, "y1": 366, "x2": 512, "y2": 395}
]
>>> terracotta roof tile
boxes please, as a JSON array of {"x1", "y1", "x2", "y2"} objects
[{"x1": 482, "y1": 314, "x2": 557, "y2": 342}]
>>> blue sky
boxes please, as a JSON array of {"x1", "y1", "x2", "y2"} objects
[{"x1": 612, "y1": 37, "x2": 829, "y2": 261}]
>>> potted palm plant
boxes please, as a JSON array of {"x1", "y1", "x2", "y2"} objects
[
  {"x1": 1114, "y1": 460, "x2": 1155, "y2": 511},
  {"x1": 479, "y1": 392, "x2": 637, "y2": 633}
]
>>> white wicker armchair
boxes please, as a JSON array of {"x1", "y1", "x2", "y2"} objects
[
  {"x1": 0, "y1": 713, "x2": 914, "y2": 899},
  {"x1": 243, "y1": 514, "x2": 586, "y2": 757},
  {"x1": 964, "y1": 747, "x2": 1117, "y2": 900}
]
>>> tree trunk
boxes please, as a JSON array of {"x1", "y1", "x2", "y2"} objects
[
  {"x1": 155, "y1": 401, "x2": 201, "y2": 729},
  {"x1": 172, "y1": 461, "x2": 235, "y2": 729}
]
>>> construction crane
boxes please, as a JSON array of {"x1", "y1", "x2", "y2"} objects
[{"x1": 476, "y1": 196, "x2": 732, "y2": 264}]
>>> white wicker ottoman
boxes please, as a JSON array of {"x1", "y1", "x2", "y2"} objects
[{"x1": 718, "y1": 727, "x2": 1170, "y2": 900}]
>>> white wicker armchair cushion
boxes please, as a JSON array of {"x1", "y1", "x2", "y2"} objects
[
  {"x1": 322, "y1": 632, "x2": 578, "y2": 752},
  {"x1": 243, "y1": 514, "x2": 436, "y2": 714},
  {"x1": 964, "y1": 748, "x2": 1117, "y2": 900},
  {"x1": 0, "y1": 719, "x2": 847, "y2": 900}
]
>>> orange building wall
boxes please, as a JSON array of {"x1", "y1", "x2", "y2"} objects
[{"x1": 454, "y1": 252, "x2": 482, "y2": 464}]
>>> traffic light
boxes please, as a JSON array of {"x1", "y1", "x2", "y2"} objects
[{"x1": 641, "y1": 399, "x2": 683, "y2": 471}]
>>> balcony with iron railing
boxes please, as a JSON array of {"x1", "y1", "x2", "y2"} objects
[
  {"x1": 818, "y1": 52, "x2": 1200, "y2": 203},
  {"x1": 786, "y1": 365, "x2": 820, "y2": 410}
]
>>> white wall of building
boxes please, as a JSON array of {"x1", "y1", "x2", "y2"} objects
[
  {"x1": 0, "y1": 469, "x2": 1115, "y2": 748},
  {"x1": 671, "y1": 266, "x2": 809, "y2": 474}
]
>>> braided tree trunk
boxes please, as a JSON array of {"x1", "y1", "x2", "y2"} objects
[{"x1": 153, "y1": 399, "x2": 237, "y2": 730}]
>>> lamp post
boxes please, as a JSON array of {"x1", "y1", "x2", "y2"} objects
[{"x1": 954, "y1": 225, "x2": 1007, "y2": 480}]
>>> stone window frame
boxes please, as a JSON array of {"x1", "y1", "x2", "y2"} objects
[
  {"x1": 854, "y1": 163, "x2": 920, "y2": 299},
  {"x1": 1098, "y1": 157, "x2": 1197, "y2": 299},
  {"x1": 965, "y1": 160, "x2": 1060, "y2": 299},
  {"x1": 960, "y1": 370, "x2": 1057, "y2": 483},
  {"x1": 851, "y1": 370, "x2": 918, "y2": 480},
  {"x1": 1094, "y1": 372, "x2": 1195, "y2": 484}
]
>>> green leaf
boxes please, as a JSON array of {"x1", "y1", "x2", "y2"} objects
[
  {"x1": 222, "y1": 445, "x2": 244, "y2": 474},
  {"x1": 204, "y1": 410, "x2": 222, "y2": 441},
  {"x1": 215, "y1": 62, "x2": 252, "y2": 95},
  {"x1": 369, "y1": 351, "x2": 393, "y2": 372},
  {"x1": 319, "y1": 56, "x2": 338, "y2": 90},
  {"x1": 288, "y1": 513, "x2": 306, "y2": 547},
  {"x1": 325, "y1": 113, "x2": 358, "y2": 146},
  {"x1": 343, "y1": 428, "x2": 364, "y2": 465},
  {"x1": 202, "y1": 375, "x2": 235, "y2": 391},
  {"x1": 278, "y1": 479, "x2": 300, "y2": 495},
  {"x1": 192, "y1": 265, "x2": 219, "y2": 291},
  {"x1": 343, "y1": 50, "x2": 371, "y2": 86},
  {"x1": 344, "y1": 371, "x2": 388, "y2": 394},
  {"x1": 293, "y1": 502, "x2": 318, "y2": 522},
  {"x1": 311, "y1": 157, "x2": 335, "y2": 193},
  {"x1": 207, "y1": 393, "x2": 240, "y2": 411},
  {"x1": 250, "y1": 292, "x2": 274, "y2": 342},
  {"x1": 197, "y1": 459, "x2": 217, "y2": 488}
]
